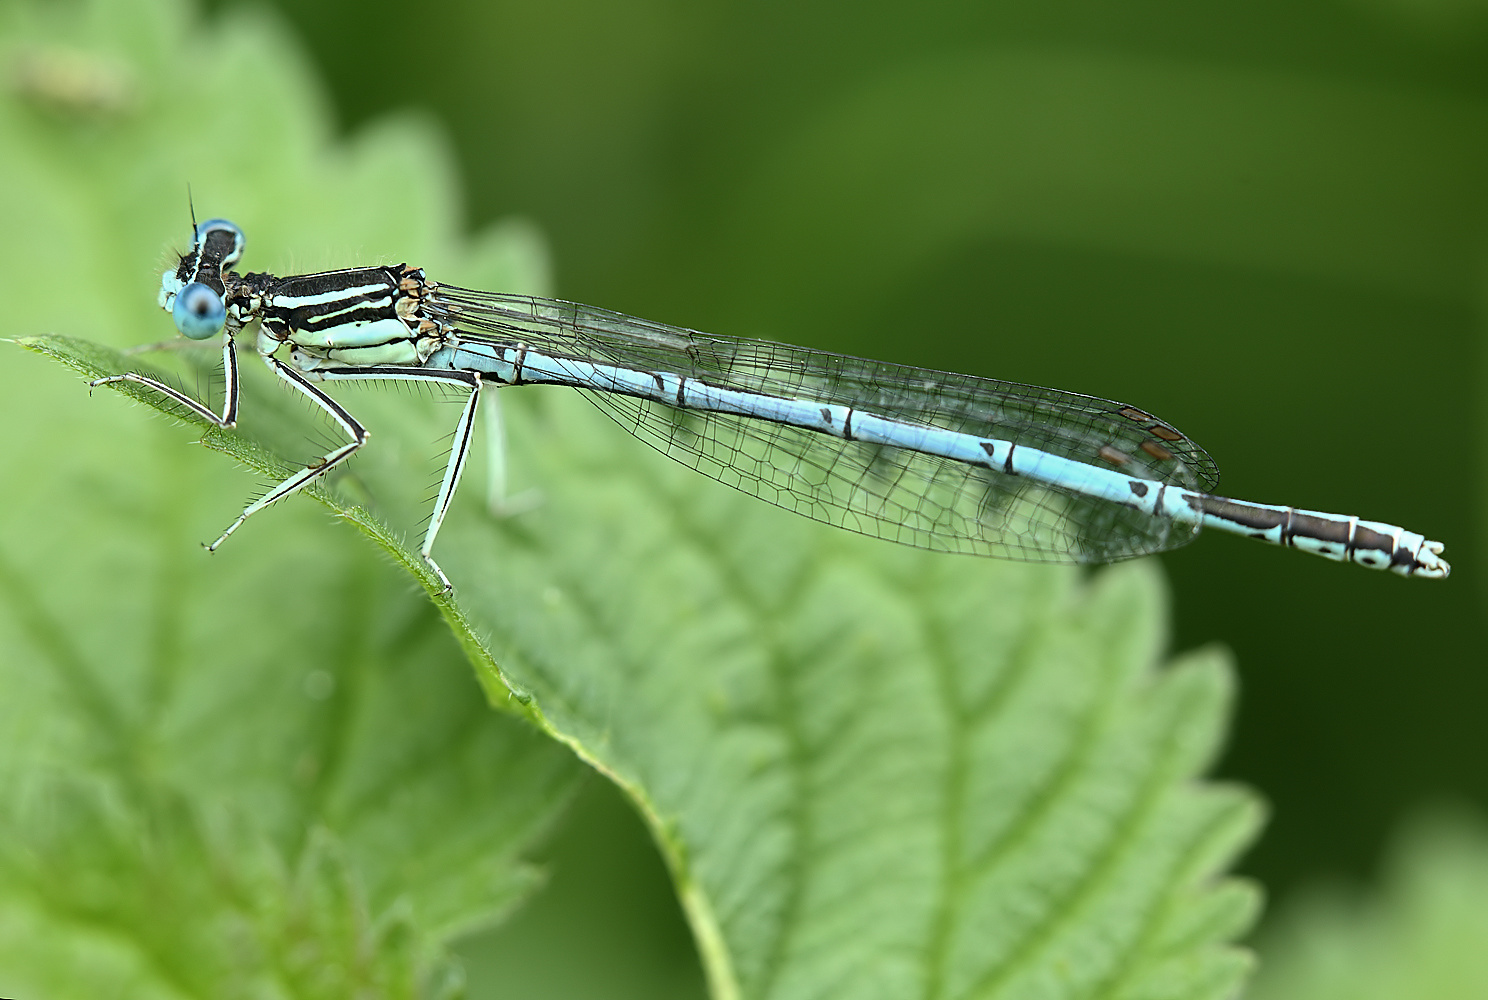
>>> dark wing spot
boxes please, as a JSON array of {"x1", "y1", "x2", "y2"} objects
[{"x1": 1140, "y1": 440, "x2": 1175, "y2": 462}]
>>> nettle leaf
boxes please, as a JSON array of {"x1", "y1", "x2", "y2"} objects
[
  {"x1": 0, "y1": 781, "x2": 480, "y2": 1000},
  {"x1": 1, "y1": 0, "x2": 1262, "y2": 997}
]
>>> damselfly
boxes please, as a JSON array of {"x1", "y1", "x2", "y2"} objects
[{"x1": 92, "y1": 218, "x2": 1450, "y2": 591}]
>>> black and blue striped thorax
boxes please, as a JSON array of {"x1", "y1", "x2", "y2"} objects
[{"x1": 221, "y1": 264, "x2": 453, "y2": 370}]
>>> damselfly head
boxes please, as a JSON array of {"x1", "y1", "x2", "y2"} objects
[{"x1": 157, "y1": 217, "x2": 244, "y2": 337}]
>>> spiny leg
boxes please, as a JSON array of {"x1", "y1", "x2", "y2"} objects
[
  {"x1": 423, "y1": 372, "x2": 482, "y2": 591},
  {"x1": 89, "y1": 334, "x2": 240, "y2": 427},
  {"x1": 204, "y1": 354, "x2": 371, "y2": 555},
  {"x1": 312, "y1": 366, "x2": 486, "y2": 593}
]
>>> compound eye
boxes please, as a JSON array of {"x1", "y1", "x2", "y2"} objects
[
  {"x1": 195, "y1": 218, "x2": 245, "y2": 267},
  {"x1": 173, "y1": 281, "x2": 227, "y2": 340}
]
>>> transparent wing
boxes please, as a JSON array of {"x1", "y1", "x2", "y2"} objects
[{"x1": 428, "y1": 287, "x2": 1220, "y2": 563}]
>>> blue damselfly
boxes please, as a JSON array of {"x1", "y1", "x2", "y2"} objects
[{"x1": 91, "y1": 219, "x2": 1450, "y2": 590}]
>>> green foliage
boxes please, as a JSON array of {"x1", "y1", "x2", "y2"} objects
[
  {"x1": 1248, "y1": 810, "x2": 1488, "y2": 1000},
  {"x1": 0, "y1": 0, "x2": 1262, "y2": 996}
]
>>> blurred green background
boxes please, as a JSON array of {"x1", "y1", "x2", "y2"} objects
[{"x1": 212, "y1": 0, "x2": 1479, "y2": 992}]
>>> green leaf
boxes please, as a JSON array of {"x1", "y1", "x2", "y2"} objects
[
  {"x1": 1248, "y1": 809, "x2": 1488, "y2": 1000},
  {"x1": 0, "y1": 0, "x2": 1262, "y2": 997},
  {"x1": 0, "y1": 781, "x2": 503, "y2": 1000}
]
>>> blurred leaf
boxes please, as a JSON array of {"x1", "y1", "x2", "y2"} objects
[
  {"x1": 1, "y1": 0, "x2": 1262, "y2": 998},
  {"x1": 1248, "y1": 808, "x2": 1488, "y2": 1000}
]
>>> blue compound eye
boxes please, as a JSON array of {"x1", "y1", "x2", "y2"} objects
[
  {"x1": 173, "y1": 281, "x2": 227, "y2": 339},
  {"x1": 195, "y1": 218, "x2": 245, "y2": 267}
]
